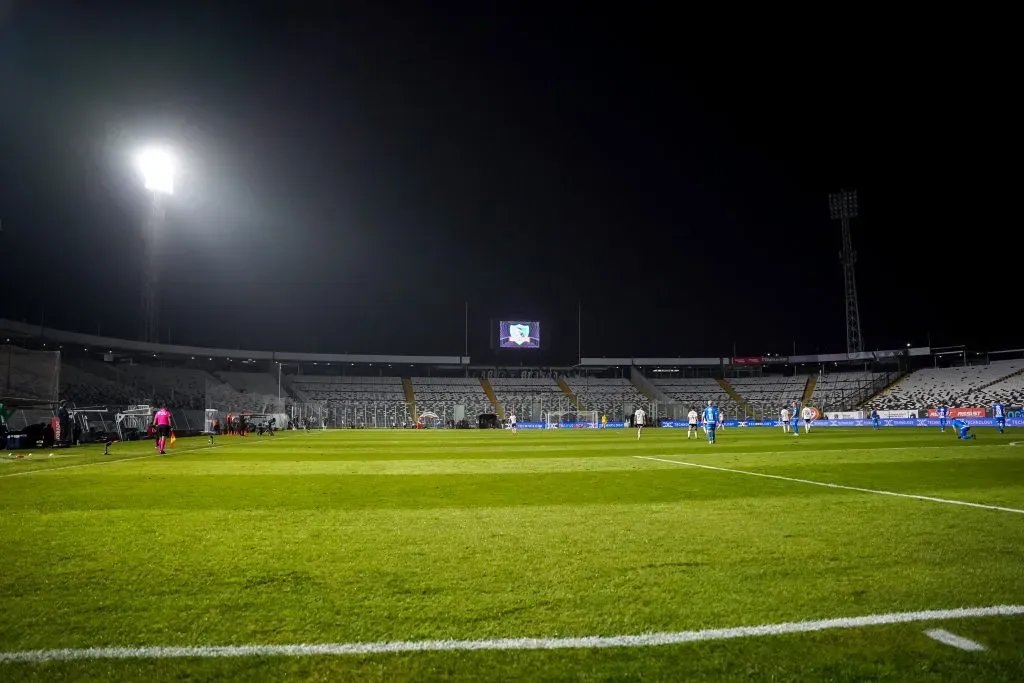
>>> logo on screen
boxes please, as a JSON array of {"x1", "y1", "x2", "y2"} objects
[{"x1": 509, "y1": 324, "x2": 531, "y2": 345}]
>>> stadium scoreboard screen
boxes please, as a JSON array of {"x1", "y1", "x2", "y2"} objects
[{"x1": 498, "y1": 320, "x2": 541, "y2": 349}]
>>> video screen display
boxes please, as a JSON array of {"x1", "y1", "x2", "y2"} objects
[{"x1": 499, "y1": 321, "x2": 541, "y2": 349}]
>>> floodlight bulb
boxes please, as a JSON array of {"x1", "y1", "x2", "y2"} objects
[{"x1": 136, "y1": 147, "x2": 176, "y2": 195}]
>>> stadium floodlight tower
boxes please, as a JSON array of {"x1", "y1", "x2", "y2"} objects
[
  {"x1": 829, "y1": 189, "x2": 863, "y2": 355},
  {"x1": 135, "y1": 146, "x2": 176, "y2": 344}
]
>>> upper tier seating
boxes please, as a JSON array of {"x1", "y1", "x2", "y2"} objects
[{"x1": 864, "y1": 360, "x2": 1023, "y2": 409}]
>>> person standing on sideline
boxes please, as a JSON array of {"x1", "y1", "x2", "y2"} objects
[{"x1": 153, "y1": 404, "x2": 172, "y2": 455}]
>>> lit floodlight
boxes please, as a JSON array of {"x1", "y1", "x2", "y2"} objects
[{"x1": 136, "y1": 146, "x2": 176, "y2": 195}]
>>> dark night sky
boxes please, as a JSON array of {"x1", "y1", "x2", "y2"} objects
[{"x1": 0, "y1": 2, "x2": 1016, "y2": 361}]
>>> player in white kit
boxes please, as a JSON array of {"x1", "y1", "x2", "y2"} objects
[
  {"x1": 780, "y1": 407, "x2": 790, "y2": 432},
  {"x1": 801, "y1": 406, "x2": 813, "y2": 433},
  {"x1": 634, "y1": 406, "x2": 646, "y2": 440},
  {"x1": 508, "y1": 411, "x2": 517, "y2": 434},
  {"x1": 687, "y1": 408, "x2": 699, "y2": 439}
]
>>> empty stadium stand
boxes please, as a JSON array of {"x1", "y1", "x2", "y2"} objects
[
  {"x1": 810, "y1": 372, "x2": 888, "y2": 411},
  {"x1": 977, "y1": 368, "x2": 1024, "y2": 405},
  {"x1": 60, "y1": 363, "x2": 136, "y2": 406},
  {"x1": 563, "y1": 377, "x2": 649, "y2": 420},
  {"x1": 217, "y1": 371, "x2": 283, "y2": 397},
  {"x1": 286, "y1": 375, "x2": 411, "y2": 426},
  {"x1": 727, "y1": 376, "x2": 806, "y2": 416},
  {"x1": 489, "y1": 377, "x2": 572, "y2": 421},
  {"x1": 117, "y1": 364, "x2": 212, "y2": 409},
  {"x1": 651, "y1": 377, "x2": 736, "y2": 414},
  {"x1": 411, "y1": 377, "x2": 492, "y2": 423},
  {"x1": 864, "y1": 360, "x2": 1023, "y2": 410},
  {"x1": 288, "y1": 375, "x2": 406, "y2": 402}
]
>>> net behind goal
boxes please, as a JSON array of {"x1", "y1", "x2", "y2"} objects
[{"x1": 544, "y1": 410, "x2": 598, "y2": 428}]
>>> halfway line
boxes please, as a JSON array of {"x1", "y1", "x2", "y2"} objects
[
  {"x1": 636, "y1": 456, "x2": 1024, "y2": 515},
  {"x1": 1, "y1": 605, "x2": 1021, "y2": 662}
]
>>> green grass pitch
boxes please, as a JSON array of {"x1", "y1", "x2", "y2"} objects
[{"x1": 1, "y1": 427, "x2": 1023, "y2": 681}]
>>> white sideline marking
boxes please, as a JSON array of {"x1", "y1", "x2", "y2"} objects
[
  {"x1": 0, "y1": 436, "x2": 286, "y2": 479},
  {"x1": 924, "y1": 628, "x2": 986, "y2": 651},
  {"x1": 636, "y1": 456, "x2": 1024, "y2": 515},
  {"x1": 0, "y1": 605, "x2": 1020, "y2": 662}
]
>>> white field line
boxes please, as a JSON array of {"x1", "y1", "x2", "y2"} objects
[
  {"x1": 0, "y1": 436, "x2": 287, "y2": 479},
  {"x1": 924, "y1": 628, "x2": 987, "y2": 651},
  {"x1": 0, "y1": 605, "x2": 1021, "y2": 663},
  {"x1": 636, "y1": 456, "x2": 1024, "y2": 515}
]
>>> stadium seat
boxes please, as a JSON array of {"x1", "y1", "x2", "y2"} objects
[{"x1": 864, "y1": 360, "x2": 1023, "y2": 410}]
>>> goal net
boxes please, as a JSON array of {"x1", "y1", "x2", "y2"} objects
[
  {"x1": 114, "y1": 405, "x2": 154, "y2": 441},
  {"x1": 544, "y1": 410, "x2": 599, "y2": 428}
]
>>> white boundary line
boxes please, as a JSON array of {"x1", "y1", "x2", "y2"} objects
[
  {"x1": 0, "y1": 605, "x2": 1021, "y2": 662},
  {"x1": 635, "y1": 456, "x2": 1024, "y2": 515},
  {"x1": 0, "y1": 435, "x2": 289, "y2": 479},
  {"x1": 924, "y1": 628, "x2": 987, "y2": 651}
]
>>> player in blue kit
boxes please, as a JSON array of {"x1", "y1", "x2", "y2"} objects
[
  {"x1": 702, "y1": 401, "x2": 718, "y2": 444},
  {"x1": 871, "y1": 408, "x2": 881, "y2": 429},
  {"x1": 790, "y1": 400, "x2": 800, "y2": 437},
  {"x1": 937, "y1": 405, "x2": 949, "y2": 432},
  {"x1": 993, "y1": 401, "x2": 1006, "y2": 433},
  {"x1": 951, "y1": 418, "x2": 975, "y2": 440}
]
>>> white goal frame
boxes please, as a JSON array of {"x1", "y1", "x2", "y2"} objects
[
  {"x1": 114, "y1": 405, "x2": 154, "y2": 441},
  {"x1": 544, "y1": 410, "x2": 599, "y2": 428}
]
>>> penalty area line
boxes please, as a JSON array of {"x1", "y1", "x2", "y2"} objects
[
  {"x1": 635, "y1": 456, "x2": 1024, "y2": 515},
  {"x1": 0, "y1": 605, "x2": 1021, "y2": 662}
]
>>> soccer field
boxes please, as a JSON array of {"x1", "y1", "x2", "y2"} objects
[{"x1": 1, "y1": 428, "x2": 1023, "y2": 681}]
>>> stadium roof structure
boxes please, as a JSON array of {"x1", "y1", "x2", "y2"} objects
[
  {"x1": 580, "y1": 347, "x2": 931, "y2": 367},
  {"x1": 0, "y1": 318, "x2": 935, "y2": 369},
  {"x1": 0, "y1": 319, "x2": 470, "y2": 366}
]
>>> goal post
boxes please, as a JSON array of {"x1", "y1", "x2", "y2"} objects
[{"x1": 544, "y1": 410, "x2": 599, "y2": 428}]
